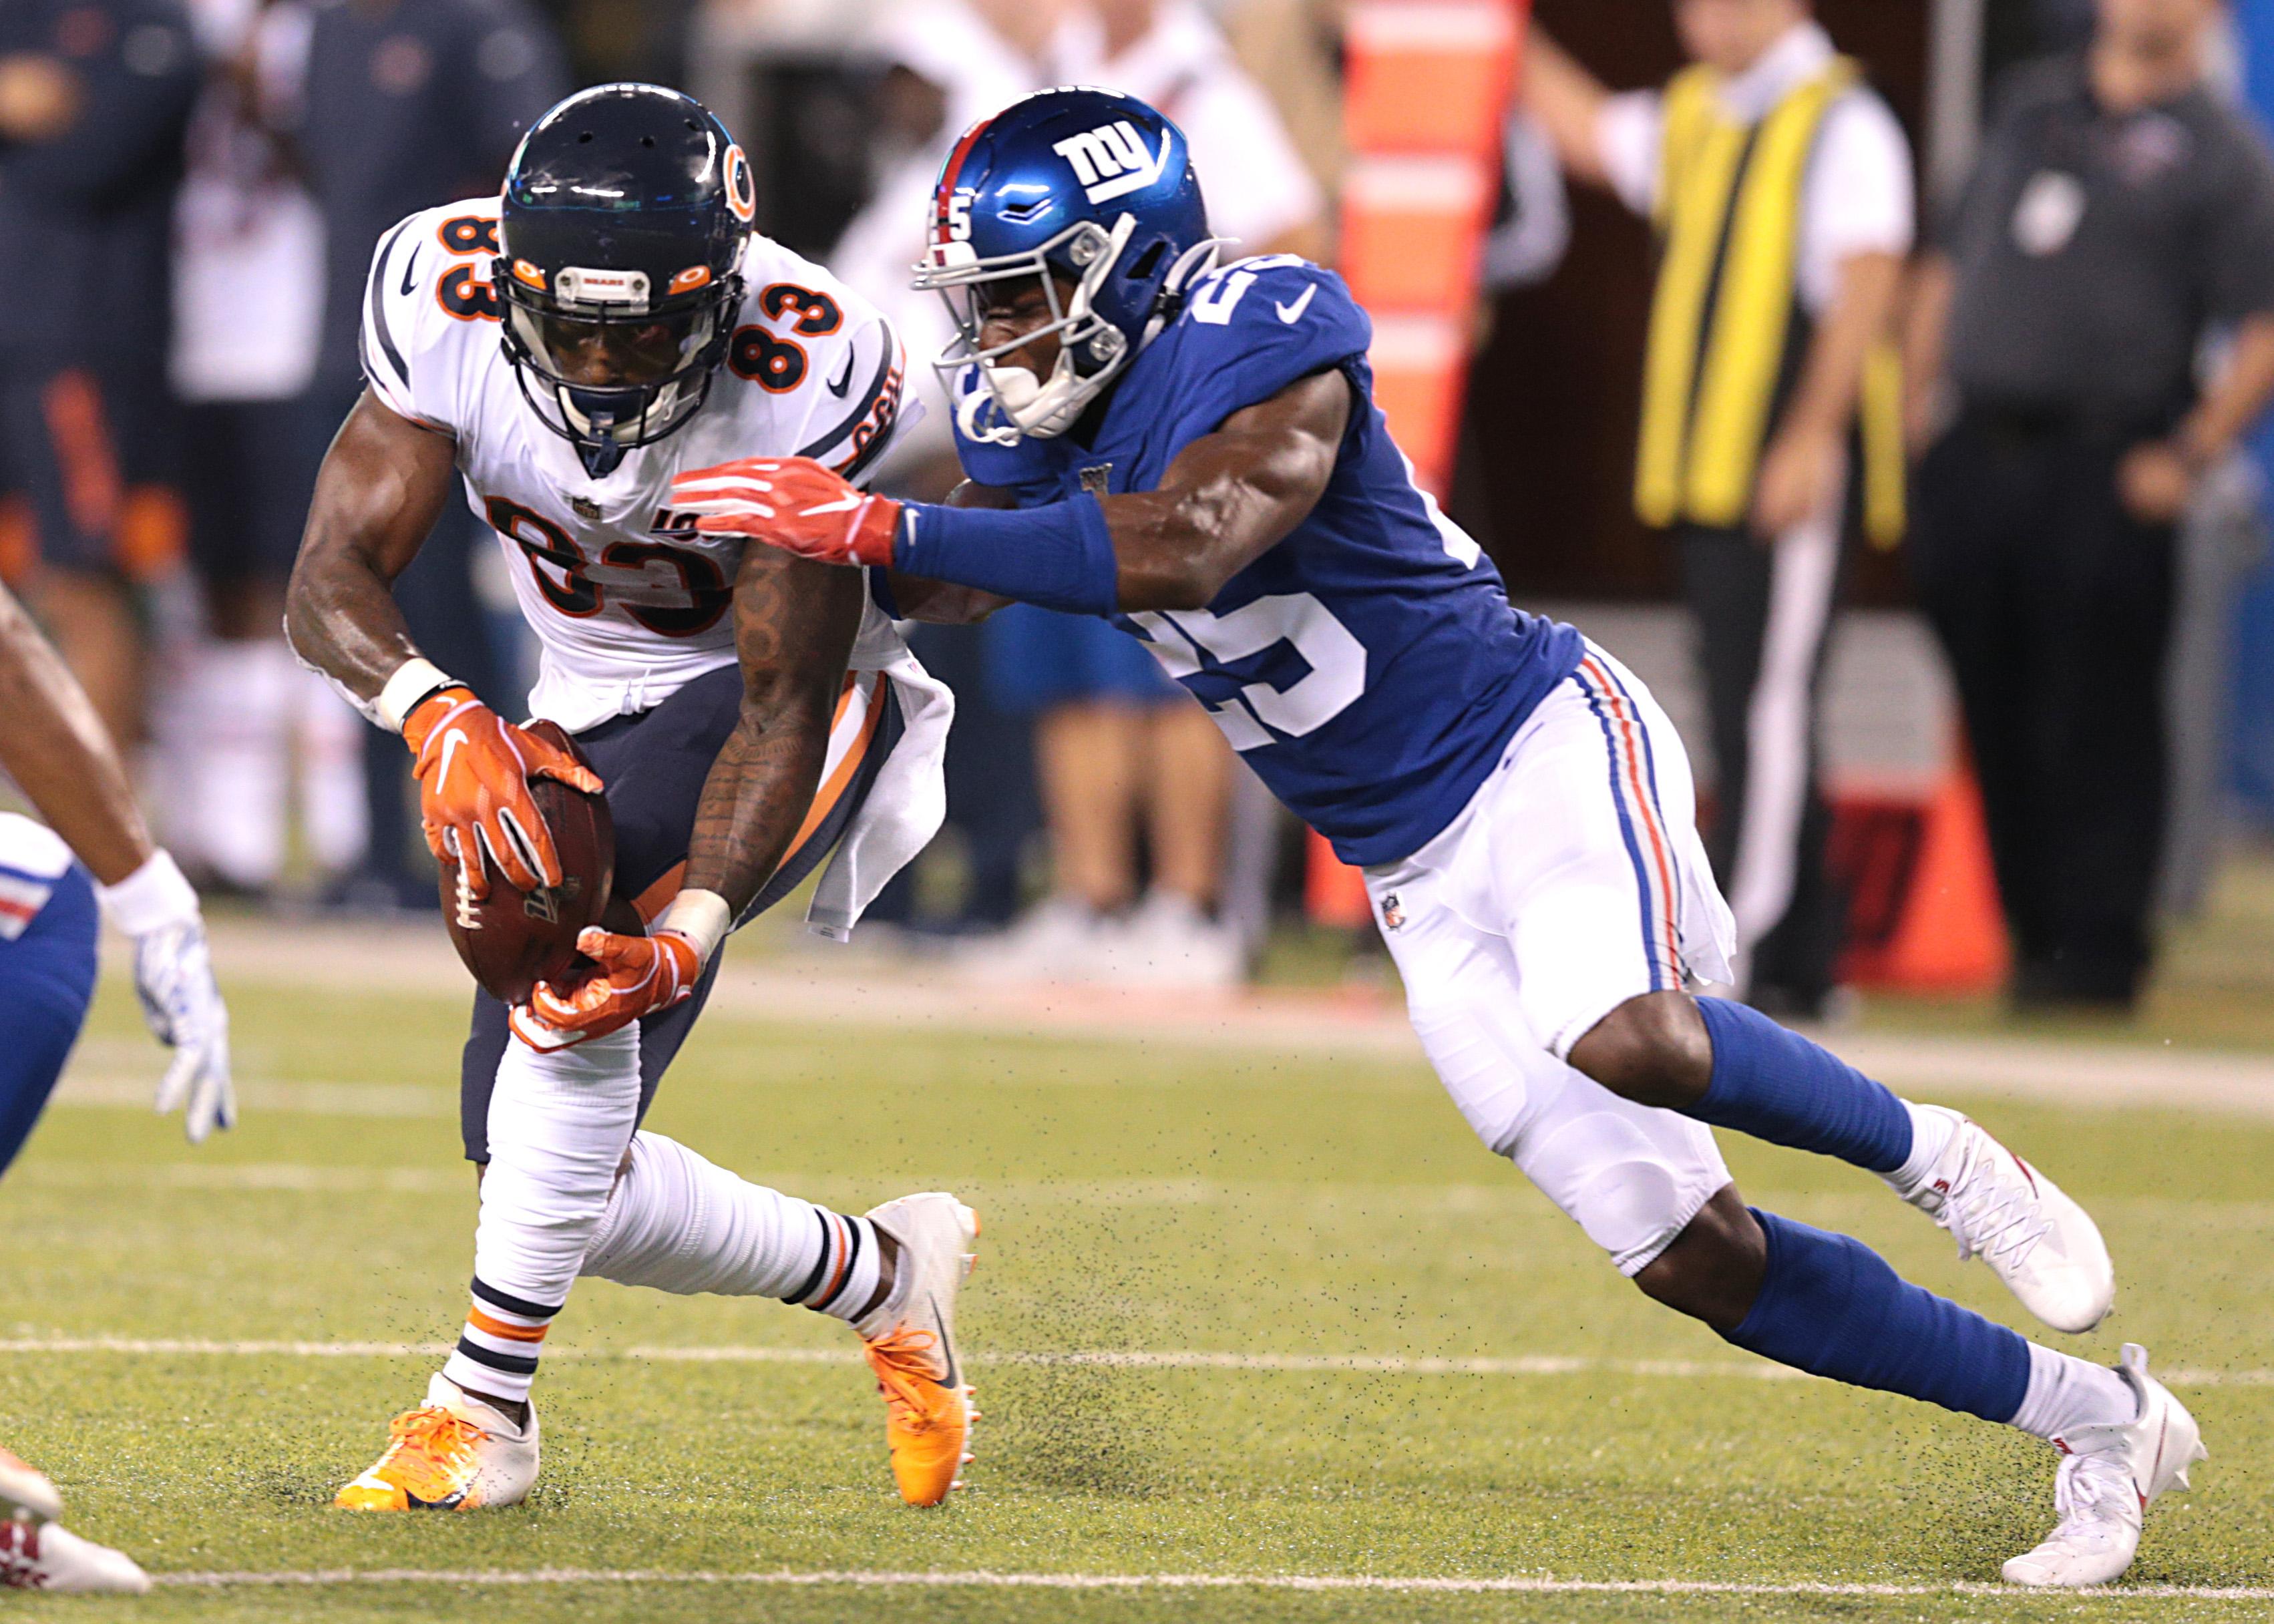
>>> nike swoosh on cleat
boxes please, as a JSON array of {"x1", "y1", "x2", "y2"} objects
[
  {"x1": 826, "y1": 352, "x2": 856, "y2": 397},
  {"x1": 399, "y1": 248, "x2": 421, "y2": 297},
  {"x1": 927, "y1": 1291, "x2": 960, "y2": 1388},
  {"x1": 1275, "y1": 285, "x2": 1316, "y2": 324}
]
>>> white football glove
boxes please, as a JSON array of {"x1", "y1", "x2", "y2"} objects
[{"x1": 98, "y1": 852, "x2": 234, "y2": 1145}]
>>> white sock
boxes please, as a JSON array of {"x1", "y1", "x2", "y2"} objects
[
  {"x1": 581, "y1": 1131, "x2": 884, "y2": 1322},
  {"x1": 2008, "y1": 1342, "x2": 2137, "y2": 1441},
  {"x1": 190, "y1": 640, "x2": 291, "y2": 887},
  {"x1": 442, "y1": 1026, "x2": 643, "y2": 1404},
  {"x1": 1889, "y1": 1100, "x2": 1959, "y2": 1190},
  {"x1": 295, "y1": 664, "x2": 369, "y2": 874}
]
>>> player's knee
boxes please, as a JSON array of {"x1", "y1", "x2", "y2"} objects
[
  {"x1": 1632, "y1": 1186, "x2": 1765, "y2": 1333},
  {"x1": 1565, "y1": 991, "x2": 1714, "y2": 1108}
]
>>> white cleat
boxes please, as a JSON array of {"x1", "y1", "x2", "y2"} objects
[
  {"x1": 860, "y1": 1192, "x2": 980, "y2": 1506},
  {"x1": 0, "y1": 1519, "x2": 152, "y2": 1593},
  {"x1": 1889, "y1": 1106, "x2": 2114, "y2": 1333},
  {"x1": 0, "y1": 1446, "x2": 61, "y2": 1525},
  {"x1": 2004, "y1": 1344, "x2": 2205, "y2": 1589}
]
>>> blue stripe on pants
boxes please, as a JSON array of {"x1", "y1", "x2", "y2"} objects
[{"x1": 0, "y1": 863, "x2": 98, "y2": 1177}]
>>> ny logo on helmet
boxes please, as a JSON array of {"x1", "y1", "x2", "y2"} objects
[{"x1": 1052, "y1": 121, "x2": 1170, "y2": 205}]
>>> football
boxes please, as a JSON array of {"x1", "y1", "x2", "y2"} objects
[{"x1": 439, "y1": 720, "x2": 615, "y2": 1005}]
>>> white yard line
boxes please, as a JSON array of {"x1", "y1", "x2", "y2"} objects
[
  {"x1": 143, "y1": 1568, "x2": 2274, "y2": 1599},
  {"x1": 1, "y1": 1336, "x2": 2264, "y2": 1388}
]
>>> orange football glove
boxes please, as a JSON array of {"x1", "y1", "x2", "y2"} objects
[
  {"x1": 518, "y1": 924, "x2": 701, "y2": 1048},
  {"x1": 669, "y1": 456, "x2": 902, "y2": 567},
  {"x1": 403, "y1": 687, "x2": 602, "y2": 901}
]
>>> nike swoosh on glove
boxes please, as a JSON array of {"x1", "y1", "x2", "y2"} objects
[
  {"x1": 136, "y1": 917, "x2": 235, "y2": 1144},
  {"x1": 669, "y1": 456, "x2": 901, "y2": 567},
  {"x1": 403, "y1": 687, "x2": 602, "y2": 901},
  {"x1": 514, "y1": 925, "x2": 703, "y2": 1050}
]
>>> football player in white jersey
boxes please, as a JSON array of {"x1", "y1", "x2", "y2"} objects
[{"x1": 285, "y1": 85, "x2": 976, "y2": 1513}]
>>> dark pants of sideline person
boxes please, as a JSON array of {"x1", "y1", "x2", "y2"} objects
[
  {"x1": 1678, "y1": 520, "x2": 1851, "y2": 1018},
  {"x1": 1908, "y1": 409, "x2": 2176, "y2": 1009}
]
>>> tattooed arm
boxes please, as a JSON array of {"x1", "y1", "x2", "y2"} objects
[
  {"x1": 682, "y1": 546, "x2": 867, "y2": 914},
  {"x1": 525, "y1": 542, "x2": 866, "y2": 1040}
]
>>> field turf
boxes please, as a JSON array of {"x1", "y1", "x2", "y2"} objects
[{"x1": 2, "y1": 961, "x2": 2270, "y2": 1622}]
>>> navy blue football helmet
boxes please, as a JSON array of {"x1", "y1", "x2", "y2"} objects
[
  {"x1": 914, "y1": 87, "x2": 1220, "y2": 445},
  {"x1": 497, "y1": 84, "x2": 755, "y2": 475}
]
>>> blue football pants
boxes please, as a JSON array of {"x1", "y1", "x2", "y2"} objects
[{"x1": 0, "y1": 863, "x2": 100, "y2": 1178}]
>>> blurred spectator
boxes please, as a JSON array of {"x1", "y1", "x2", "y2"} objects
[
  {"x1": 166, "y1": 0, "x2": 364, "y2": 897},
  {"x1": 1525, "y1": 0, "x2": 1913, "y2": 1020},
  {"x1": 0, "y1": 0, "x2": 200, "y2": 747},
  {"x1": 1051, "y1": 0, "x2": 1326, "y2": 261},
  {"x1": 1903, "y1": 0, "x2": 2274, "y2": 1011},
  {"x1": 938, "y1": 1, "x2": 1326, "y2": 986},
  {"x1": 831, "y1": 0, "x2": 1065, "y2": 492},
  {"x1": 291, "y1": 0, "x2": 564, "y2": 905},
  {"x1": 1219, "y1": 0, "x2": 1342, "y2": 211}
]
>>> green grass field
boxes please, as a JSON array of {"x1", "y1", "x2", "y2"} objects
[{"x1": 2, "y1": 958, "x2": 2271, "y2": 1623}]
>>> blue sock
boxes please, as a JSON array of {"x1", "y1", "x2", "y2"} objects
[
  {"x1": 1724, "y1": 1209, "x2": 2030, "y2": 1423},
  {"x1": 1688, "y1": 996, "x2": 1913, "y2": 1173}
]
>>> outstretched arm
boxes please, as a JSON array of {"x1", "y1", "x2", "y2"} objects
[
  {"x1": 525, "y1": 548, "x2": 866, "y2": 1043},
  {"x1": 679, "y1": 368, "x2": 1352, "y2": 616},
  {"x1": 0, "y1": 580, "x2": 233, "y2": 1142},
  {"x1": 285, "y1": 391, "x2": 599, "y2": 900}
]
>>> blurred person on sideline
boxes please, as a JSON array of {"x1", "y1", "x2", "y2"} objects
[
  {"x1": 1903, "y1": 0, "x2": 2274, "y2": 1012},
  {"x1": 0, "y1": 0, "x2": 200, "y2": 748},
  {"x1": 291, "y1": 0, "x2": 564, "y2": 907},
  {"x1": 166, "y1": 0, "x2": 365, "y2": 899},
  {"x1": 952, "y1": 0, "x2": 1328, "y2": 986},
  {"x1": 831, "y1": 0, "x2": 1067, "y2": 495},
  {"x1": 826, "y1": 0, "x2": 1063, "y2": 942},
  {"x1": 1525, "y1": 0, "x2": 1914, "y2": 1020}
]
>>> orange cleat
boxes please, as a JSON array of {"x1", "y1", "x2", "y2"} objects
[
  {"x1": 860, "y1": 1193, "x2": 979, "y2": 1506},
  {"x1": 335, "y1": 1375, "x2": 538, "y2": 1511}
]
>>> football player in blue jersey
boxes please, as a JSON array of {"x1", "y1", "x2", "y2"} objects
[
  {"x1": 686, "y1": 86, "x2": 2197, "y2": 1588},
  {"x1": 0, "y1": 577, "x2": 232, "y2": 1593}
]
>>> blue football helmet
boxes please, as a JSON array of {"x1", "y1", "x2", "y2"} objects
[{"x1": 914, "y1": 87, "x2": 1221, "y2": 445}]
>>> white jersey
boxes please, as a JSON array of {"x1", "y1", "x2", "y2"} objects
[
  {"x1": 359, "y1": 196, "x2": 914, "y2": 732},
  {"x1": 357, "y1": 199, "x2": 948, "y2": 938}
]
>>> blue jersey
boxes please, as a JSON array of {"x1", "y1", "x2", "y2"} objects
[{"x1": 954, "y1": 256, "x2": 1582, "y2": 865}]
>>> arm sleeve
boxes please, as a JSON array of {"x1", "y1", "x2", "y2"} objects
[
  {"x1": 0, "y1": 0, "x2": 198, "y2": 206},
  {"x1": 2203, "y1": 133, "x2": 2274, "y2": 323},
  {"x1": 1595, "y1": 89, "x2": 1664, "y2": 216},
  {"x1": 1796, "y1": 89, "x2": 1915, "y2": 309}
]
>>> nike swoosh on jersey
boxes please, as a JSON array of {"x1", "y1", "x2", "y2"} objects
[
  {"x1": 826, "y1": 351, "x2": 856, "y2": 397},
  {"x1": 1276, "y1": 285, "x2": 1316, "y2": 325},
  {"x1": 399, "y1": 246, "x2": 422, "y2": 297}
]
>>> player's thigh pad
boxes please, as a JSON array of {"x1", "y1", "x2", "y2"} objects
[
  {"x1": 1368, "y1": 880, "x2": 1729, "y2": 1275},
  {"x1": 1485, "y1": 649, "x2": 1732, "y2": 1058}
]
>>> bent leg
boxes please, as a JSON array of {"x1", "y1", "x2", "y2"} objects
[{"x1": 580, "y1": 1131, "x2": 890, "y2": 1328}]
